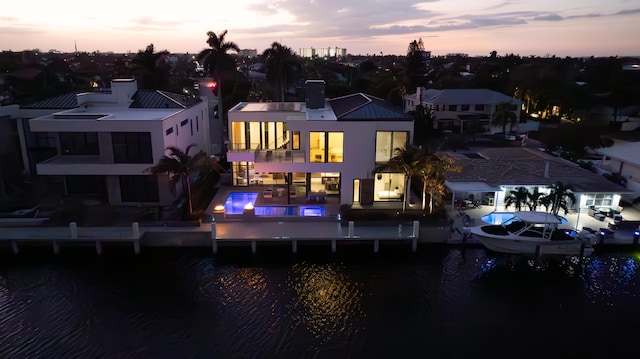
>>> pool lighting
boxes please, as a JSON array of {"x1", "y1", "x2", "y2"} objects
[
  {"x1": 214, "y1": 205, "x2": 225, "y2": 213},
  {"x1": 244, "y1": 203, "x2": 254, "y2": 210}
]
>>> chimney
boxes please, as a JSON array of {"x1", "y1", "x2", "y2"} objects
[
  {"x1": 544, "y1": 161, "x2": 550, "y2": 178},
  {"x1": 305, "y1": 80, "x2": 325, "y2": 109},
  {"x1": 111, "y1": 79, "x2": 137, "y2": 104}
]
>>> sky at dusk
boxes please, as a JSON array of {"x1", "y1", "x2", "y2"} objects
[{"x1": 2, "y1": 0, "x2": 640, "y2": 57}]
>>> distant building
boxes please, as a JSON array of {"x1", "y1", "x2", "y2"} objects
[
  {"x1": 298, "y1": 47, "x2": 347, "y2": 59},
  {"x1": 238, "y1": 49, "x2": 258, "y2": 58}
]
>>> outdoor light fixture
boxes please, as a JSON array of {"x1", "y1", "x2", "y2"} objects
[{"x1": 377, "y1": 174, "x2": 382, "y2": 180}]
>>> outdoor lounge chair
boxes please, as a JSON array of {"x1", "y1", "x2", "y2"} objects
[{"x1": 263, "y1": 188, "x2": 273, "y2": 199}]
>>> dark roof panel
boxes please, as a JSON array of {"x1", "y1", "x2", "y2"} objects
[
  {"x1": 129, "y1": 90, "x2": 202, "y2": 109},
  {"x1": 329, "y1": 93, "x2": 411, "y2": 121},
  {"x1": 20, "y1": 91, "x2": 80, "y2": 109}
]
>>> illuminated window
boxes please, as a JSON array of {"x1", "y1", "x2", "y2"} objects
[
  {"x1": 309, "y1": 132, "x2": 343, "y2": 163},
  {"x1": 375, "y1": 131, "x2": 408, "y2": 163}
]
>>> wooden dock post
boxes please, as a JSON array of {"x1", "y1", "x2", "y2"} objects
[
  {"x1": 292, "y1": 239, "x2": 297, "y2": 253},
  {"x1": 411, "y1": 238, "x2": 417, "y2": 253},
  {"x1": 132, "y1": 222, "x2": 140, "y2": 254},
  {"x1": 69, "y1": 222, "x2": 78, "y2": 239},
  {"x1": 11, "y1": 240, "x2": 19, "y2": 255},
  {"x1": 374, "y1": 239, "x2": 379, "y2": 253},
  {"x1": 96, "y1": 240, "x2": 103, "y2": 255},
  {"x1": 348, "y1": 221, "x2": 354, "y2": 238},
  {"x1": 331, "y1": 239, "x2": 336, "y2": 253},
  {"x1": 211, "y1": 221, "x2": 218, "y2": 254},
  {"x1": 251, "y1": 240, "x2": 257, "y2": 254},
  {"x1": 413, "y1": 221, "x2": 420, "y2": 238},
  {"x1": 52, "y1": 241, "x2": 60, "y2": 255}
]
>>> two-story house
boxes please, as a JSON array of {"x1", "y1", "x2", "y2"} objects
[
  {"x1": 27, "y1": 79, "x2": 210, "y2": 207},
  {"x1": 226, "y1": 80, "x2": 414, "y2": 206},
  {"x1": 404, "y1": 87, "x2": 539, "y2": 136}
]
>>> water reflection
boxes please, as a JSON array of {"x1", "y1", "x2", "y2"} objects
[{"x1": 286, "y1": 262, "x2": 364, "y2": 346}]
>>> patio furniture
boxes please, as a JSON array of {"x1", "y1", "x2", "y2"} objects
[
  {"x1": 307, "y1": 191, "x2": 327, "y2": 203},
  {"x1": 263, "y1": 188, "x2": 273, "y2": 199}
]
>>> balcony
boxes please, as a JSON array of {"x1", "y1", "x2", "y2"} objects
[{"x1": 35, "y1": 155, "x2": 150, "y2": 175}]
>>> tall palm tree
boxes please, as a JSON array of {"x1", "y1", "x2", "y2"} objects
[
  {"x1": 373, "y1": 146, "x2": 427, "y2": 212},
  {"x1": 419, "y1": 153, "x2": 460, "y2": 213},
  {"x1": 540, "y1": 181, "x2": 575, "y2": 215},
  {"x1": 491, "y1": 101, "x2": 518, "y2": 134},
  {"x1": 198, "y1": 30, "x2": 240, "y2": 125},
  {"x1": 505, "y1": 187, "x2": 530, "y2": 211},
  {"x1": 262, "y1": 42, "x2": 301, "y2": 101},
  {"x1": 144, "y1": 145, "x2": 224, "y2": 215},
  {"x1": 526, "y1": 187, "x2": 544, "y2": 211},
  {"x1": 128, "y1": 43, "x2": 171, "y2": 90}
]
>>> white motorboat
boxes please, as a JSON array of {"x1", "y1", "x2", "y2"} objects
[{"x1": 469, "y1": 211, "x2": 595, "y2": 255}]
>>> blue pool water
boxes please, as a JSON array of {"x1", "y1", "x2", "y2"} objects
[
  {"x1": 481, "y1": 212, "x2": 568, "y2": 224},
  {"x1": 224, "y1": 192, "x2": 326, "y2": 217},
  {"x1": 224, "y1": 192, "x2": 258, "y2": 215}
]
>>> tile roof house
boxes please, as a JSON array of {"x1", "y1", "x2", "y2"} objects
[
  {"x1": 403, "y1": 87, "x2": 539, "y2": 136},
  {"x1": 444, "y1": 147, "x2": 631, "y2": 214},
  {"x1": 25, "y1": 79, "x2": 210, "y2": 206},
  {"x1": 226, "y1": 80, "x2": 414, "y2": 206}
]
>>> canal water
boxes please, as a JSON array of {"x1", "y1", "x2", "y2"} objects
[{"x1": 0, "y1": 244, "x2": 638, "y2": 358}]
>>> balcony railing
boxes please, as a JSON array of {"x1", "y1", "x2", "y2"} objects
[{"x1": 255, "y1": 149, "x2": 306, "y2": 163}]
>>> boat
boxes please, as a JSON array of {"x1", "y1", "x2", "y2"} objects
[{"x1": 469, "y1": 211, "x2": 595, "y2": 255}]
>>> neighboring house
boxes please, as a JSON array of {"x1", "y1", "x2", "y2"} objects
[
  {"x1": 594, "y1": 140, "x2": 640, "y2": 202},
  {"x1": 444, "y1": 147, "x2": 631, "y2": 217},
  {"x1": 403, "y1": 87, "x2": 539, "y2": 135},
  {"x1": 27, "y1": 79, "x2": 210, "y2": 206},
  {"x1": 226, "y1": 80, "x2": 413, "y2": 205}
]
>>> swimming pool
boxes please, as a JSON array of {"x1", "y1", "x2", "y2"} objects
[
  {"x1": 481, "y1": 212, "x2": 568, "y2": 225},
  {"x1": 223, "y1": 192, "x2": 326, "y2": 217},
  {"x1": 224, "y1": 192, "x2": 259, "y2": 215},
  {"x1": 253, "y1": 206, "x2": 325, "y2": 217}
]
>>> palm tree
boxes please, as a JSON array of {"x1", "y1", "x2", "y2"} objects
[
  {"x1": 128, "y1": 43, "x2": 171, "y2": 90},
  {"x1": 198, "y1": 30, "x2": 240, "y2": 125},
  {"x1": 505, "y1": 187, "x2": 530, "y2": 211},
  {"x1": 262, "y1": 42, "x2": 301, "y2": 101},
  {"x1": 419, "y1": 153, "x2": 460, "y2": 213},
  {"x1": 144, "y1": 145, "x2": 224, "y2": 215},
  {"x1": 373, "y1": 146, "x2": 427, "y2": 212},
  {"x1": 540, "y1": 181, "x2": 576, "y2": 215},
  {"x1": 526, "y1": 187, "x2": 544, "y2": 211},
  {"x1": 491, "y1": 101, "x2": 518, "y2": 134}
]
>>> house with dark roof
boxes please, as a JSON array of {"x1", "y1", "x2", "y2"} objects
[
  {"x1": 444, "y1": 147, "x2": 631, "y2": 216},
  {"x1": 226, "y1": 79, "x2": 414, "y2": 205},
  {"x1": 403, "y1": 87, "x2": 539, "y2": 136},
  {"x1": 25, "y1": 79, "x2": 210, "y2": 206}
]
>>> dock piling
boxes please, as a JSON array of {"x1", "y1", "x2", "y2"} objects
[
  {"x1": 53, "y1": 241, "x2": 60, "y2": 255},
  {"x1": 348, "y1": 221, "x2": 354, "y2": 238},
  {"x1": 211, "y1": 221, "x2": 218, "y2": 254},
  {"x1": 331, "y1": 239, "x2": 336, "y2": 253},
  {"x1": 251, "y1": 240, "x2": 256, "y2": 254},
  {"x1": 69, "y1": 222, "x2": 78, "y2": 239},
  {"x1": 374, "y1": 239, "x2": 379, "y2": 253},
  {"x1": 292, "y1": 239, "x2": 297, "y2": 253}
]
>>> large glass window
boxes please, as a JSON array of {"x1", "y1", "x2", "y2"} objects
[
  {"x1": 585, "y1": 193, "x2": 614, "y2": 207},
  {"x1": 375, "y1": 131, "x2": 408, "y2": 163},
  {"x1": 309, "y1": 132, "x2": 343, "y2": 163},
  {"x1": 120, "y1": 175, "x2": 159, "y2": 202},
  {"x1": 230, "y1": 122, "x2": 288, "y2": 151},
  {"x1": 60, "y1": 132, "x2": 99, "y2": 155},
  {"x1": 112, "y1": 132, "x2": 153, "y2": 163}
]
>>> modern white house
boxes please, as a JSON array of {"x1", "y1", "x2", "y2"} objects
[
  {"x1": 403, "y1": 87, "x2": 539, "y2": 135},
  {"x1": 26, "y1": 79, "x2": 210, "y2": 206},
  {"x1": 226, "y1": 80, "x2": 414, "y2": 205}
]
